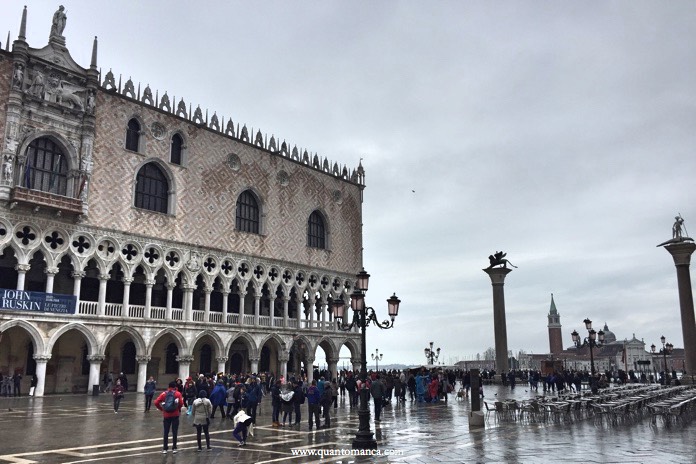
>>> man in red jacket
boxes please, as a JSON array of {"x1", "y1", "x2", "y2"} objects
[{"x1": 155, "y1": 381, "x2": 185, "y2": 454}]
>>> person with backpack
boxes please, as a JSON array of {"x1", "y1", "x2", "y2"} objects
[
  {"x1": 320, "y1": 383, "x2": 333, "y2": 427},
  {"x1": 306, "y1": 380, "x2": 321, "y2": 430},
  {"x1": 293, "y1": 380, "x2": 304, "y2": 425},
  {"x1": 155, "y1": 381, "x2": 185, "y2": 454},
  {"x1": 191, "y1": 390, "x2": 213, "y2": 452}
]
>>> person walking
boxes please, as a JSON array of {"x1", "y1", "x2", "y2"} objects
[
  {"x1": 320, "y1": 383, "x2": 332, "y2": 427},
  {"x1": 144, "y1": 376, "x2": 156, "y2": 412},
  {"x1": 191, "y1": 390, "x2": 213, "y2": 452},
  {"x1": 271, "y1": 380, "x2": 282, "y2": 426},
  {"x1": 12, "y1": 373, "x2": 22, "y2": 396},
  {"x1": 371, "y1": 374, "x2": 386, "y2": 421},
  {"x1": 29, "y1": 374, "x2": 38, "y2": 397},
  {"x1": 112, "y1": 379, "x2": 125, "y2": 413},
  {"x1": 306, "y1": 380, "x2": 321, "y2": 430},
  {"x1": 280, "y1": 384, "x2": 295, "y2": 426},
  {"x1": 209, "y1": 380, "x2": 227, "y2": 419},
  {"x1": 293, "y1": 380, "x2": 304, "y2": 425},
  {"x1": 154, "y1": 381, "x2": 185, "y2": 454}
]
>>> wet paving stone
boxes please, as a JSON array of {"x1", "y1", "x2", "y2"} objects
[{"x1": 0, "y1": 384, "x2": 694, "y2": 463}]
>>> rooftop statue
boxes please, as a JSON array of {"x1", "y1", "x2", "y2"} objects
[
  {"x1": 487, "y1": 251, "x2": 517, "y2": 269},
  {"x1": 657, "y1": 214, "x2": 693, "y2": 247},
  {"x1": 51, "y1": 5, "x2": 67, "y2": 37}
]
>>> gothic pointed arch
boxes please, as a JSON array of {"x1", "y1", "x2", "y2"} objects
[
  {"x1": 258, "y1": 333, "x2": 287, "y2": 353},
  {"x1": 46, "y1": 322, "x2": 99, "y2": 356},
  {"x1": 148, "y1": 327, "x2": 188, "y2": 357},
  {"x1": 227, "y1": 332, "x2": 258, "y2": 358},
  {"x1": 101, "y1": 325, "x2": 147, "y2": 356},
  {"x1": 0, "y1": 319, "x2": 46, "y2": 355},
  {"x1": 191, "y1": 329, "x2": 225, "y2": 356}
]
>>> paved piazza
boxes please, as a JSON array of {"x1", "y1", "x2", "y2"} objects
[{"x1": 0, "y1": 384, "x2": 693, "y2": 464}]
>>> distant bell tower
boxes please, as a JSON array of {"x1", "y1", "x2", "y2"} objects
[{"x1": 547, "y1": 293, "x2": 563, "y2": 355}]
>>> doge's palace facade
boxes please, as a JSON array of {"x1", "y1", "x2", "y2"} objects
[{"x1": 0, "y1": 6, "x2": 363, "y2": 396}]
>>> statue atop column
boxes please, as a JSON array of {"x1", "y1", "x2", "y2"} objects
[
  {"x1": 486, "y1": 251, "x2": 518, "y2": 269},
  {"x1": 657, "y1": 214, "x2": 693, "y2": 247},
  {"x1": 50, "y1": 5, "x2": 67, "y2": 38}
]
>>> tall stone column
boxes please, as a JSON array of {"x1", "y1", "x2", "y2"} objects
[
  {"x1": 306, "y1": 356, "x2": 315, "y2": 383},
  {"x1": 216, "y1": 356, "x2": 228, "y2": 375},
  {"x1": 483, "y1": 266, "x2": 513, "y2": 380},
  {"x1": 278, "y1": 352, "x2": 290, "y2": 381},
  {"x1": 253, "y1": 293, "x2": 261, "y2": 326},
  {"x1": 351, "y1": 357, "x2": 361, "y2": 374},
  {"x1": 87, "y1": 355, "x2": 105, "y2": 394},
  {"x1": 122, "y1": 277, "x2": 133, "y2": 317},
  {"x1": 97, "y1": 274, "x2": 109, "y2": 316},
  {"x1": 221, "y1": 290, "x2": 229, "y2": 324},
  {"x1": 165, "y1": 283, "x2": 174, "y2": 320},
  {"x1": 44, "y1": 267, "x2": 58, "y2": 293},
  {"x1": 327, "y1": 357, "x2": 339, "y2": 381},
  {"x1": 663, "y1": 241, "x2": 696, "y2": 379},
  {"x1": 72, "y1": 271, "x2": 85, "y2": 310},
  {"x1": 250, "y1": 356, "x2": 260, "y2": 375},
  {"x1": 176, "y1": 355, "x2": 194, "y2": 381},
  {"x1": 15, "y1": 264, "x2": 30, "y2": 291},
  {"x1": 33, "y1": 354, "x2": 51, "y2": 397},
  {"x1": 144, "y1": 280, "x2": 154, "y2": 319},
  {"x1": 238, "y1": 291, "x2": 246, "y2": 326},
  {"x1": 136, "y1": 356, "x2": 150, "y2": 393},
  {"x1": 283, "y1": 296, "x2": 290, "y2": 327}
]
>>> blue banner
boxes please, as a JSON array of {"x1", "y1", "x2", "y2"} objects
[{"x1": 0, "y1": 288, "x2": 76, "y2": 314}]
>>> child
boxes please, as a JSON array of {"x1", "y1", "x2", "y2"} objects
[{"x1": 232, "y1": 409, "x2": 253, "y2": 446}]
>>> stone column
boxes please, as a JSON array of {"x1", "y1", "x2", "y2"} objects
[
  {"x1": 283, "y1": 295, "x2": 290, "y2": 327},
  {"x1": 33, "y1": 354, "x2": 51, "y2": 397},
  {"x1": 254, "y1": 293, "x2": 261, "y2": 326},
  {"x1": 221, "y1": 290, "x2": 229, "y2": 324},
  {"x1": 250, "y1": 356, "x2": 260, "y2": 375},
  {"x1": 165, "y1": 283, "x2": 174, "y2": 320},
  {"x1": 122, "y1": 277, "x2": 133, "y2": 317},
  {"x1": 87, "y1": 355, "x2": 105, "y2": 393},
  {"x1": 308, "y1": 297, "x2": 316, "y2": 329},
  {"x1": 44, "y1": 267, "x2": 59, "y2": 293},
  {"x1": 15, "y1": 264, "x2": 30, "y2": 291},
  {"x1": 278, "y1": 352, "x2": 290, "y2": 381},
  {"x1": 136, "y1": 356, "x2": 150, "y2": 393},
  {"x1": 483, "y1": 267, "x2": 512, "y2": 380},
  {"x1": 144, "y1": 279, "x2": 154, "y2": 319},
  {"x1": 182, "y1": 286, "x2": 194, "y2": 321},
  {"x1": 216, "y1": 356, "x2": 228, "y2": 375},
  {"x1": 203, "y1": 287, "x2": 212, "y2": 322},
  {"x1": 351, "y1": 357, "x2": 361, "y2": 374},
  {"x1": 327, "y1": 357, "x2": 339, "y2": 381},
  {"x1": 664, "y1": 242, "x2": 696, "y2": 379},
  {"x1": 269, "y1": 296, "x2": 276, "y2": 324},
  {"x1": 97, "y1": 274, "x2": 109, "y2": 316},
  {"x1": 306, "y1": 356, "x2": 315, "y2": 383},
  {"x1": 72, "y1": 271, "x2": 85, "y2": 309},
  {"x1": 176, "y1": 355, "x2": 194, "y2": 380},
  {"x1": 320, "y1": 298, "x2": 327, "y2": 331},
  {"x1": 238, "y1": 291, "x2": 246, "y2": 326}
]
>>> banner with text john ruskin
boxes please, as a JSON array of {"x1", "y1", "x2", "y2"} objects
[{"x1": 0, "y1": 288, "x2": 76, "y2": 314}]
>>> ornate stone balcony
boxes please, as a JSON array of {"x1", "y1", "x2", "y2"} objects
[{"x1": 10, "y1": 187, "x2": 83, "y2": 216}]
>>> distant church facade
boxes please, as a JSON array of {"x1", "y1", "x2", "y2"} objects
[{"x1": 0, "y1": 6, "x2": 364, "y2": 396}]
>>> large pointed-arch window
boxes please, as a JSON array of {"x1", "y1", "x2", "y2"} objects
[
  {"x1": 135, "y1": 162, "x2": 168, "y2": 213},
  {"x1": 307, "y1": 211, "x2": 326, "y2": 249},
  {"x1": 126, "y1": 118, "x2": 140, "y2": 152},
  {"x1": 24, "y1": 137, "x2": 68, "y2": 195},
  {"x1": 236, "y1": 190, "x2": 260, "y2": 234}
]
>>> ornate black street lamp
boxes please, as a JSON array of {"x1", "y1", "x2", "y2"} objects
[
  {"x1": 651, "y1": 336, "x2": 673, "y2": 385},
  {"x1": 424, "y1": 341, "x2": 440, "y2": 365},
  {"x1": 332, "y1": 269, "x2": 400, "y2": 450},
  {"x1": 372, "y1": 348, "x2": 383, "y2": 371},
  {"x1": 571, "y1": 318, "x2": 605, "y2": 377}
]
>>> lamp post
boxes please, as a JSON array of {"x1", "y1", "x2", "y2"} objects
[
  {"x1": 332, "y1": 268, "x2": 401, "y2": 450},
  {"x1": 651, "y1": 336, "x2": 673, "y2": 385},
  {"x1": 571, "y1": 318, "x2": 605, "y2": 378},
  {"x1": 424, "y1": 342, "x2": 440, "y2": 366},
  {"x1": 372, "y1": 349, "x2": 383, "y2": 371}
]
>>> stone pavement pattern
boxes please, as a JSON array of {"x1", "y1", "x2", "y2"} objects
[{"x1": 0, "y1": 384, "x2": 694, "y2": 463}]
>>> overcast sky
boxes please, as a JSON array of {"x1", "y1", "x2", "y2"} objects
[{"x1": 4, "y1": 1, "x2": 695, "y2": 367}]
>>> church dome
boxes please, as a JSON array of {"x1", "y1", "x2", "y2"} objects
[{"x1": 602, "y1": 323, "x2": 617, "y2": 344}]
